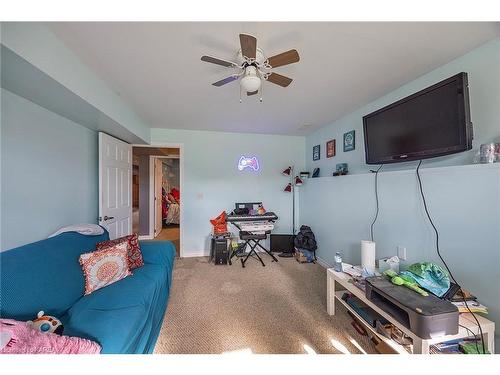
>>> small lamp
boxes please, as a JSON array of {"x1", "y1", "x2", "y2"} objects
[
  {"x1": 281, "y1": 166, "x2": 307, "y2": 243},
  {"x1": 282, "y1": 166, "x2": 292, "y2": 176}
]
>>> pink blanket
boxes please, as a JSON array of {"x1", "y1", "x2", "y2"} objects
[{"x1": 1, "y1": 319, "x2": 101, "y2": 354}]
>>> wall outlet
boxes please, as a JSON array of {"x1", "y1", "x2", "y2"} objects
[{"x1": 397, "y1": 246, "x2": 407, "y2": 261}]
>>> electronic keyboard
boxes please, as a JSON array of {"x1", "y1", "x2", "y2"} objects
[{"x1": 226, "y1": 212, "x2": 278, "y2": 222}]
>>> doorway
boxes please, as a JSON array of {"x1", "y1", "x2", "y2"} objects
[
  {"x1": 154, "y1": 157, "x2": 180, "y2": 252},
  {"x1": 132, "y1": 146, "x2": 182, "y2": 257}
]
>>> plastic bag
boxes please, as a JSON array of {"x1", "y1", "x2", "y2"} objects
[
  {"x1": 210, "y1": 211, "x2": 228, "y2": 235},
  {"x1": 400, "y1": 262, "x2": 450, "y2": 297}
]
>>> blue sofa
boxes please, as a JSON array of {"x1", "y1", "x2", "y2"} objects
[{"x1": 0, "y1": 231, "x2": 175, "y2": 353}]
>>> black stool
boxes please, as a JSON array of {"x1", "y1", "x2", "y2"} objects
[{"x1": 239, "y1": 231, "x2": 278, "y2": 268}]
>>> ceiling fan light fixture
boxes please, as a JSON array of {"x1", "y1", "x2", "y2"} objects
[
  {"x1": 240, "y1": 75, "x2": 261, "y2": 92},
  {"x1": 240, "y1": 66, "x2": 261, "y2": 93}
]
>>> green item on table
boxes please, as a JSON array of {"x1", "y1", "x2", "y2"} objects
[
  {"x1": 402, "y1": 262, "x2": 450, "y2": 297},
  {"x1": 460, "y1": 342, "x2": 489, "y2": 354},
  {"x1": 383, "y1": 270, "x2": 429, "y2": 297},
  {"x1": 384, "y1": 269, "x2": 398, "y2": 278}
]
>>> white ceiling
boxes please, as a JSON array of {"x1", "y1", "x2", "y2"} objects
[{"x1": 48, "y1": 22, "x2": 500, "y2": 136}]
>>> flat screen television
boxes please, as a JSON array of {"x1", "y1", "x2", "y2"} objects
[
  {"x1": 270, "y1": 234, "x2": 294, "y2": 254},
  {"x1": 363, "y1": 72, "x2": 473, "y2": 164}
]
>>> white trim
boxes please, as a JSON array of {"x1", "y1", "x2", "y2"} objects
[
  {"x1": 138, "y1": 235, "x2": 154, "y2": 241},
  {"x1": 316, "y1": 256, "x2": 332, "y2": 269},
  {"x1": 148, "y1": 155, "x2": 155, "y2": 239},
  {"x1": 132, "y1": 143, "x2": 184, "y2": 258},
  {"x1": 98, "y1": 133, "x2": 103, "y2": 224},
  {"x1": 182, "y1": 251, "x2": 209, "y2": 258}
]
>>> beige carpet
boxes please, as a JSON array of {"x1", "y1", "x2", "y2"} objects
[{"x1": 154, "y1": 256, "x2": 378, "y2": 354}]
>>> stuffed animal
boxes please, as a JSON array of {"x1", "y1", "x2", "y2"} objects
[
  {"x1": 257, "y1": 204, "x2": 266, "y2": 215},
  {"x1": 27, "y1": 311, "x2": 64, "y2": 335}
]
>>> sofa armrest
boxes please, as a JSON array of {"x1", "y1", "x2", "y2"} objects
[{"x1": 139, "y1": 240, "x2": 176, "y2": 266}]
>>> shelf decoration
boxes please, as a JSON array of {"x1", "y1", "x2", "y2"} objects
[
  {"x1": 313, "y1": 145, "x2": 320, "y2": 161},
  {"x1": 343, "y1": 130, "x2": 355, "y2": 152},
  {"x1": 327, "y1": 139, "x2": 336, "y2": 158}
]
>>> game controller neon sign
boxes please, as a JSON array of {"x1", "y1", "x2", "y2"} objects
[{"x1": 237, "y1": 155, "x2": 260, "y2": 172}]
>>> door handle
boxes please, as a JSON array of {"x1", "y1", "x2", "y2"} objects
[{"x1": 99, "y1": 216, "x2": 115, "y2": 221}]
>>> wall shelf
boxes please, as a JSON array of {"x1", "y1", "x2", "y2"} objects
[{"x1": 305, "y1": 162, "x2": 500, "y2": 180}]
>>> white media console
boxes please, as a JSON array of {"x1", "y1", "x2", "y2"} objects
[{"x1": 327, "y1": 268, "x2": 495, "y2": 354}]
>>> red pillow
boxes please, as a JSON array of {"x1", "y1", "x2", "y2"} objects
[{"x1": 96, "y1": 233, "x2": 144, "y2": 269}]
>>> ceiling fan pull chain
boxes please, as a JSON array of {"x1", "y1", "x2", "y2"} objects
[
  {"x1": 239, "y1": 85, "x2": 243, "y2": 103},
  {"x1": 260, "y1": 78, "x2": 264, "y2": 103}
]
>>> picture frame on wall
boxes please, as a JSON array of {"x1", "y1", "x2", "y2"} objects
[
  {"x1": 313, "y1": 144, "x2": 320, "y2": 161},
  {"x1": 326, "y1": 139, "x2": 336, "y2": 158},
  {"x1": 343, "y1": 130, "x2": 355, "y2": 152}
]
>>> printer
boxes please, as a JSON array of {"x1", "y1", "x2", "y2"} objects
[{"x1": 365, "y1": 276, "x2": 459, "y2": 339}]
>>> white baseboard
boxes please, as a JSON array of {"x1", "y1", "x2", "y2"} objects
[
  {"x1": 138, "y1": 235, "x2": 154, "y2": 240},
  {"x1": 316, "y1": 256, "x2": 332, "y2": 269},
  {"x1": 181, "y1": 251, "x2": 209, "y2": 258}
]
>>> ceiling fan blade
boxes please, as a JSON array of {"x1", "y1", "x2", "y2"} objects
[
  {"x1": 212, "y1": 75, "x2": 239, "y2": 87},
  {"x1": 266, "y1": 49, "x2": 300, "y2": 68},
  {"x1": 239, "y1": 34, "x2": 257, "y2": 59},
  {"x1": 247, "y1": 90, "x2": 258, "y2": 96},
  {"x1": 266, "y1": 73, "x2": 293, "y2": 87},
  {"x1": 201, "y1": 55, "x2": 239, "y2": 68}
]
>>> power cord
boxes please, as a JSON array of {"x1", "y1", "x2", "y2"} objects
[
  {"x1": 459, "y1": 324, "x2": 481, "y2": 354},
  {"x1": 370, "y1": 165, "x2": 383, "y2": 242},
  {"x1": 416, "y1": 160, "x2": 485, "y2": 354}
]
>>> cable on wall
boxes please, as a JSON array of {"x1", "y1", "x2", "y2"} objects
[
  {"x1": 416, "y1": 160, "x2": 485, "y2": 354},
  {"x1": 369, "y1": 164, "x2": 383, "y2": 242}
]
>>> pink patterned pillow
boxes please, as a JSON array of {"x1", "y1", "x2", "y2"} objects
[
  {"x1": 79, "y1": 242, "x2": 132, "y2": 295},
  {"x1": 96, "y1": 234, "x2": 144, "y2": 269}
]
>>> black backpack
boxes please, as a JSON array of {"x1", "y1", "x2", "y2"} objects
[{"x1": 294, "y1": 225, "x2": 317, "y2": 251}]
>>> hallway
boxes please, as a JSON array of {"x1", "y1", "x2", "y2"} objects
[{"x1": 155, "y1": 224, "x2": 180, "y2": 257}]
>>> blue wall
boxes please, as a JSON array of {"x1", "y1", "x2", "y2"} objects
[
  {"x1": 306, "y1": 38, "x2": 500, "y2": 175},
  {"x1": 151, "y1": 128, "x2": 305, "y2": 257},
  {"x1": 1, "y1": 89, "x2": 98, "y2": 250},
  {"x1": 2, "y1": 23, "x2": 151, "y2": 143},
  {"x1": 301, "y1": 38, "x2": 500, "y2": 351}
]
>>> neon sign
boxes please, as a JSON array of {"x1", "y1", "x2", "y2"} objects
[{"x1": 237, "y1": 156, "x2": 260, "y2": 171}]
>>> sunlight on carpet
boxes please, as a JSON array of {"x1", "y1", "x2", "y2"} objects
[
  {"x1": 303, "y1": 344, "x2": 317, "y2": 354},
  {"x1": 331, "y1": 338, "x2": 351, "y2": 354}
]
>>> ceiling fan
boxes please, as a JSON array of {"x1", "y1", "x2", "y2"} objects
[{"x1": 201, "y1": 34, "x2": 300, "y2": 102}]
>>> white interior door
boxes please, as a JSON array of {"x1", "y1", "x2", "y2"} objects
[
  {"x1": 99, "y1": 132, "x2": 132, "y2": 240},
  {"x1": 154, "y1": 158, "x2": 163, "y2": 238}
]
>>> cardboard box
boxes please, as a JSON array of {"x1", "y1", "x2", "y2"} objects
[{"x1": 294, "y1": 250, "x2": 308, "y2": 263}]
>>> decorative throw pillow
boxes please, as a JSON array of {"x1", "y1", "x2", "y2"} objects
[
  {"x1": 96, "y1": 233, "x2": 144, "y2": 269},
  {"x1": 79, "y1": 242, "x2": 131, "y2": 295}
]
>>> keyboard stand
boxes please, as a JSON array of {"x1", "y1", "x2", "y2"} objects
[{"x1": 229, "y1": 222, "x2": 278, "y2": 268}]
